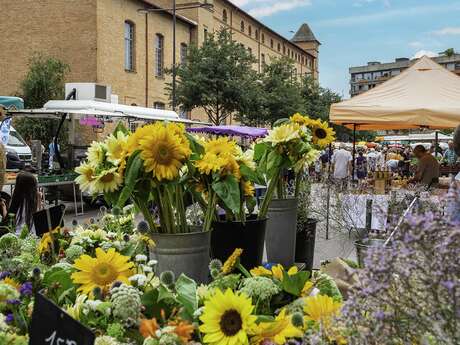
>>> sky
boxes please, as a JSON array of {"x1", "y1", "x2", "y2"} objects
[{"x1": 229, "y1": 0, "x2": 460, "y2": 98}]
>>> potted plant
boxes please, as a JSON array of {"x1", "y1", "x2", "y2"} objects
[
  {"x1": 75, "y1": 122, "x2": 211, "y2": 282},
  {"x1": 190, "y1": 136, "x2": 265, "y2": 269},
  {"x1": 255, "y1": 113, "x2": 335, "y2": 267}
]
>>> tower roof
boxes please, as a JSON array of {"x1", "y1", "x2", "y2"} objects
[{"x1": 291, "y1": 23, "x2": 320, "y2": 44}]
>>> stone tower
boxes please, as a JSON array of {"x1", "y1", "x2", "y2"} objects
[{"x1": 291, "y1": 23, "x2": 320, "y2": 76}]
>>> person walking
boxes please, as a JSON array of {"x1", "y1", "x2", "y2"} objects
[
  {"x1": 443, "y1": 140, "x2": 458, "y2": 166},
  {"x1": 331, "y1": 143, "x2": 352, "y2": 190}
]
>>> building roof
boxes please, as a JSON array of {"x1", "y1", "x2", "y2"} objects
[
  {"x1": 220, "y1": 0, "x2": 316, "y2": 59},
  {"x1": 291, "y1": 23, "x2": 320, "y2": 44}
]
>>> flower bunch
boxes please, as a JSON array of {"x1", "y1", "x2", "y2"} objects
[{"x1": 193, "y1": 137, "x2": 259, "y2": 229}]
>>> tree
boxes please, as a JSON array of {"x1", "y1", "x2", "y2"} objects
[
  {"x1": 171, "y1": 29, "x2": 260, "y2": 125},
  {"x1": 238, "y1": 57, "x2": 305, "y2": 126},
  {"x1": 15, "y1": 54, "x2": 70, "y2": 146}
]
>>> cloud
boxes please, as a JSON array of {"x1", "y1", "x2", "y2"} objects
[
  {"x1": 353, "y1": 0, "x2": 391, "y2": 8},
  {"x1": 433, "y1": 26, "x2": 460, "y2": 36},
  {"x1": 229, "y1": 0, "x2": 312, "y2": 18},
  {"x1": 314, "y1": 3, "x2": 460, "y2": 28},
  {"x1": 411, "y1": 50, "x2": 437, "y2": 59},
  {"x1": 409, "y1": 41, "x2": 423, "y2": 48}
]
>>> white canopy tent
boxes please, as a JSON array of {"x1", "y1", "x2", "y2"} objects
[
  {"x1": 330, "y1": 56, "x2": 460, "y2": 130},
  {"x1": 383, "y1": 132, "x2": 453, "y2": 142}
]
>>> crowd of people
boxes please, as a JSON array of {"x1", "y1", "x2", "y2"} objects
[{"x1": 314, "y1": 140, "x2": 459, "y2": 189}]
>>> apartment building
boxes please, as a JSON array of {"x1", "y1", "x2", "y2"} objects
[{"x1": 349, "y1": 52, "x2": 460, "y2": 97}]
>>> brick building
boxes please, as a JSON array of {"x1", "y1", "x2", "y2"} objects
[{"x1": 0, "y1": 0, "x2": 320, "y2": 123}]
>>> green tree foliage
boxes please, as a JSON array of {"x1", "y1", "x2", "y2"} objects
[
  {"x1": 172, "y1": 29, "x2": 260, "y2": 125},
  {"x1": 239, "y1": 57, "x2": 305, "y2": 126},
  {"x1": 15, "y1": 54, "x2": 70, "y2": 146}
]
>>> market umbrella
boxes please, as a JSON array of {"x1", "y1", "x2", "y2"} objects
[{"x1": 187, "y1": 125, "x2": 268, "y2": 139}]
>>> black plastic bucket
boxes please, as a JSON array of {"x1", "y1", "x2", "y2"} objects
[
  {"x1": 295, "y1": 218, "x2": 317, "y2": 272},
  {"x1": 211, "y1": 217, "x2": 267, "y2": 270}
]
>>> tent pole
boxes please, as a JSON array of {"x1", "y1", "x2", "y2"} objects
[
  {"x1": 435, "y1": 130, "x2": 439, "y2": 158},
  {"x1": 352, "y1": 124, "x2": 356, "y2": 181},
  {"x1": 325, "y1": 143, "x2": 332, "y2": 240}
]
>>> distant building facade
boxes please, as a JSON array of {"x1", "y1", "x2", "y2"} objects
[
  {"x1": 0, "y1": 0, "x2": 320, "y2": 123},
  {"x1": 349, "y1": 53, "x2": 460, "y2": 97}
]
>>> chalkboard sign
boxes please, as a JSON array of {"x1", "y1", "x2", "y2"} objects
[
  {"x1": 33, "y1": 204, "x2": 66, "y2": 237},
  {"x1": 29, "y1": 293, "x2": 95, "y2": 345}
]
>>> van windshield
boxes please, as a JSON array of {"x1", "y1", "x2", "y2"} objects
[{"x1": 8, "y1": 131, "x2": 27, "y2": 147}]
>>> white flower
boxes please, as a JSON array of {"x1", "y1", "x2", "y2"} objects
[
  {"x1": 129, "y1": 274, "x2": 148, "y2": 286},
  {"x1": 135, "y1": 254, "x2": 148, "y2": 262},
  {"x1": 147, "y1": 260, "x2": 158, "y2": 266},
  {"x1": 85, "y1": 300, "x2": 102, "y2": 311},
  {"x1": 143, "y1": 266, "x2": 153, "y2": 273}
]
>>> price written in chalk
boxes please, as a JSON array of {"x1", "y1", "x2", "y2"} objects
[{"x1": 45, "y1": 330, "x2": 78, "y2": 345}]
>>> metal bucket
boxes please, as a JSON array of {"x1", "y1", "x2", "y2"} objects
[
  {"x1": 295, "y1": 218, "x2": 318, "y2": 272},
  {"x1": 355, "y1": 239, "x2": 386, "y2": 268},
  {"x1": 265, "y1": 198, "x2": 298, "y2": 267},
  {"x1": 150, "y1": 230, "x2": 211, "y2": 283}
]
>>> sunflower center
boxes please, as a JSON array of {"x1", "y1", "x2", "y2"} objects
[
  {"x1": 100, "y1": 172, "x2": 115, "y2": 183},
  {"x1": 84, "y1": 170, "x2": 95, "y2": 181},
  {"x1": 219, "y1": 309, "x2": 243, "y2": 336},
  {"x1": 314, "y1": 128, "x2": 327, "y2": 139},
  {"x1": 91, "y1": 262, "x2": 118, "y2": 285},
  {"x1": 154, "y1": 144, "x2": 174, "y2": 165}
]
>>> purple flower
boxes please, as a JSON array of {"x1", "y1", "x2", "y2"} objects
[
  {"x1": 0, "y1": 271, "x2": 10, "y2": 280},
  {"x1": 5, "y1": 313, "x2": 14, "y2": 324},
  {"x1": 441, "y1": 280, "x2": 455, "y2": 291},
  {"x1": 19, "y1": 282, "x2": 33, "y2": 297},
  {"x1": 6, "y1": 299, "x2": 20, "y2": 305}
]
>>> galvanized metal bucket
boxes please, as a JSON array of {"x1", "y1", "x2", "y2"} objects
[
  {"x1": 150, "y1": 230, "x2": 211, "y2": 283},
  {"x1": 265, "y1": 198, "x2": 298, "y2": 267},
  {"x1": 355, "y1": 238, "x2": 386, "y2": 268}
]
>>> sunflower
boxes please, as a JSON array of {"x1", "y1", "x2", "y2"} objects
[
  {"x1": 243, "y1": 180, "x2": 255, "y2": 197},
  {"x1": 126, "y1": 124, "x2": 153, "y2": 154},
  {"x1": 196, "y1": 152, "x2": 227, "y2": 175},
  {"x1": 199, "y1": 289, "x2": 257, "y2": 345},
  {"x1": 222, "y1": 157, "x2": 241, "y2": 180},
  {"x1": 264, "y1": 123, "x2": 300, "y2": 145},
  {"x1": 236, "y1": 146, "x2": 256, "y2": 171},
  {"x1": 250, "y1": 309, "x2": 303, "y2": 345},
  {"x1": 71, "y1": 248, "x2": 134, "y2": 295},
  {"x1": 87, "y1": 141, "x2": 106, "y2": 165},
  {"x1": 139, "y1": 318, "x2": 159, "y2": 338},
  {"x1": 105, "y1": 132, "x2": 129, "y2": 165},
  {"x1": 222, "y1": 248, "x2": 243, "y2": 274},
  {"x1": 290, "y1": 113, "x2": 310, "y2": 126},
  {"x1": 250, "y1": 266, "x2": 272, "y2": 277},
  {"x1": 1, "y1": 277, "x2": 20, "y2": 291},
  {"x1": 75, "y1": 162, "x2": 96, "y2": 193},
  {"x1": 204, "y1": 137, "x2": 238, "y2": 157},
  {"x1": 271, "y1": 264, "x2": 298, "y2": 281},
  {"x1": 303, "y1": 294, "x2": 342, "y2": 326},
  {"x1": 37, "y1": 232, "x2": 54, "y2": 255},
  {"x1": 309, "y1": 121, "x2": 335, "y2": 148},
  {"x1": 139, "y1": 123, "x2": 191, "y2": 181},
  {"x1": 92, "y1": 168, "x2": 123, "y2": 193},
  {"x1": 301, "y1": 281, "x2": 314, "y2": 296}
]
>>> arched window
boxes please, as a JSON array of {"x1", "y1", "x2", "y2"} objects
[
  {"x1": 277, "y1": 42, "x2": 281, "y2": 52},
  {"x1": 124, "y1": 21, "x2": 135, "y2": 71},
  {"x1": 261, "y1": 33, "x2": 265, "y2": 44},
  {"x1": 248, "y1": 25, "x2": 252, "y2": 36},
  {"x1": 180, "y1": 43, "x2": 188, "y2": 65},
  {"x1": 255, "y1": 29, "x2": 259, "y2": 41},
  {"x1": 270, "y1": 39, "x2": 274, "y2": 49},
  {"x1": 155, "y1": 33, "x2": 164, "y2": 77},
  {"x1": 240, "y1": 20, "x2": 245, "y2": 32},
  {"x1": 222, "y1": 9, "x2": 228, "y2": 23}
]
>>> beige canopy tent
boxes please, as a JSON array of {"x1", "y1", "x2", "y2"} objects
[{"x1": 330, "y1": 56, "x2": 460, "y2": 130}]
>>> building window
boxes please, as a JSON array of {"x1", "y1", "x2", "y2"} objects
[
  {"x1": 222, "y1": 9, "x2": 228, "y2": 23},
  {"x1": 288, "y1": 48, "x2": 291, "y2": 57},
  {"x1": 261, "y1": 33, "x2": 265, "y2": 44},
  {"x1": 155, "y1": 34, "x2": 164, "y2": 77},
  {"x1": 204, "y1": 27, "x2": 208, "y2": 40},
  {"x1": 270, "y1": 39, "x2": 274, "y2": 49},
  {"x1": 248, "y1": 25, "x2": 252, "y2": 36},
  {"x1": 154, "y1": 102, "x2": 165, "y2": 110},
  {"x1": 277, "y1": 43, "x2": 280, "y2": 52},
  {"x1": 240, "y1": 21, "x2": 245, "y2": 32},
  {"x1": 255, "y1": 29, "x2": 259, "y2": 41},
  {"x1": 261, "y1": 53, "x2": 266, "y2": 68},
  {"x1": 283, "y1": 46, "x2": 286, "y2": 55},
  {"x1": 124, "y1": 21, "x2": 135, "y2": 71},
  {"x1": 301, "y1": 56, "x2": 305, "y2": 65},
  {"x1": 180, "y1": 43, "x2": 188, "y2": 65}
]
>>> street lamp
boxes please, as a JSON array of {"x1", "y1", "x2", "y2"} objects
[{"x1": 138, "y1": 1, "x2": 214, "y2": 112}]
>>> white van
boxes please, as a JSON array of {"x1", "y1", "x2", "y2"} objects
[{"x1": 6, "y1": 126, "x2": 32, "y2": 163}]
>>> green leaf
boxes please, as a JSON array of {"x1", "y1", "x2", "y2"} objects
[
  {"x1": 117, "y1": 152, "x2": 144, "y2": 207},
  {"x1": 212, "y1": 175, "x2": 241, "y2": 214},
  {"x1": 185, "y1": 132, "x2": 204, "y2": 156},
  {"x1": 254, "y1": 142, "x2": 269, "y2": 161},
  {"x1": 113, "y1": 122, "x2": 130, "y2": 136},
  {"x1": 175, "y1": 274, "x2": 198, "y2": 321},
  {"x1": 240, "y1": 164, "x2": 265, "y2": 185},
  {"x1": 281, "y1": 270, "x2": 310, "y2": 297},
  {"x1": 43, "y1": 267, "x2": 76, "y2": 304},
  {"x1": 141, "y1": 289, "x2": 173, "y2": 319},
  {"x1": 273, "y1": 118, "x2": 289, "y2": 127},
  {"x1": 158, "y1": 284, "x2": 175, "y2": 302},
  {"x1": 267, "y1": 150, "x2": 282, "y2": 177}
]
